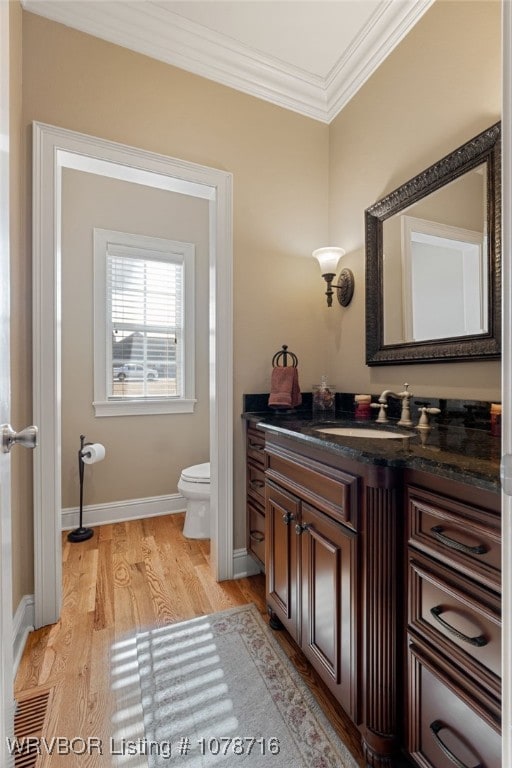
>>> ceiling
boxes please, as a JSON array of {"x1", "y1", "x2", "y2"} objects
[{"x1": 22, "y1": 0, "x2": 434, "y2": 123}]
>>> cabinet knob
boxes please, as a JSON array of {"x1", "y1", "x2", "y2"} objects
[
  {"x1": 295, "y1": 523, "x2": 310, "y2": 535},
  {"x1": 282, "y1": 512, "x2": 295, "y2": 525}
]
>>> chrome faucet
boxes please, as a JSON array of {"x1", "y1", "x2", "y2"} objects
[{"x1": 377, "y1": 383, "x2": 413, "y2": 427}]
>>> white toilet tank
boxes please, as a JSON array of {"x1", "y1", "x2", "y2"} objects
[{"x1": 178, "y1": 462, "x2": 211, "y2": 539}]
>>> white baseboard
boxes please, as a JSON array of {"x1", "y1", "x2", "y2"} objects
[
  {"x1": 62, "y1": 493, "x2": 186, "y2": 530},
  {"x1": 233, "y1": 548, "x2": 263, "y2": 579},
  {"x1": 12, "y1": 595, "x2": 35, "y2": 676}
]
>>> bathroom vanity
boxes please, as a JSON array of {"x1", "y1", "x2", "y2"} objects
[{"x1": 244, "y1": 412, "x2": 501, "y2": 768}]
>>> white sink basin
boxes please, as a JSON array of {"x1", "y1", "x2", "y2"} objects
[{"x1": 315, "y1": 426, "x2": 410, "y2": 439}]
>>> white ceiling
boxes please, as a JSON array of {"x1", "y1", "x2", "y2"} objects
[{"x1": 22, "y1": 0, "x2": 434, "y2": 123}]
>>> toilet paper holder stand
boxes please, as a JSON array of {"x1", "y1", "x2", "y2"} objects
[{"x1": 67, "y1": 434, "x2": 95, "y2": 543}]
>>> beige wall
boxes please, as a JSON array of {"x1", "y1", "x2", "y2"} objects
[
  {"x1": 328, "y1": 0, "x2": 501, "y2": 401},
  {"x1": 21, "y1": 11, "x2": 329, "y2": 562},
  {"x1": 61, "y1": 170, "x2": 210, "y2": 507}
]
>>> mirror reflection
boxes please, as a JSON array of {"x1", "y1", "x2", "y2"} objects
[{"x1": 382, "y1": 164, "x2": 487, "y2": 344}]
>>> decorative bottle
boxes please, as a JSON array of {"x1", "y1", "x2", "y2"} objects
[{"x1": 312, "y1": 375, "x2": 336, "y2": 421}]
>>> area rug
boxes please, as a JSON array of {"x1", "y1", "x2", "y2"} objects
[{"x1": 135, "y1": 604, "x2": 359, "y2": 768}]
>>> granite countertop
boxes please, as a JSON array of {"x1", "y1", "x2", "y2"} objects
[{"x1": 244, "y1": 410, "x2": 501, "y2": 493}]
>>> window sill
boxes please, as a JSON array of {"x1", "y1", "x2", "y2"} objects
[{"x1": 93, "y1": 398, "x2": 197, "y2": 417}]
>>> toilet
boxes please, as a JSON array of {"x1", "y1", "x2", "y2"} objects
[{"x1": 178, "y1": 462, "x2": 211, "y2": 539}]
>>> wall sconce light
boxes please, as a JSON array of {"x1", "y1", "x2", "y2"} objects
[{"x1": 313, "y1": 247, "x2": 354, "y2": 308}]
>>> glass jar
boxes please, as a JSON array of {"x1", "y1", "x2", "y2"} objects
[{"x1": 312, "y1": 382, "x2": 336, "y2": 420}]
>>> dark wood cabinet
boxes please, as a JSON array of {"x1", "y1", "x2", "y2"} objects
[
  {"x1": 300, "y1": 501, "x2": 358, "y2": 717},
  {"x1": 250, "y1": 424, "x2": 501, "y2": 768},
  {"x1": 405, "y1": 472, "x2": 501, "y2": 768},
  {"x1": 263, "y1": 432, "x2": 404, "y2": 761},
  {"x1": 265, "y1": 474, "x2": 358, "y2": 716},
  {"x1": 266, "y1": 480, "x2": 300, "y2": 637},
  {"x1": 246, "y1": 424, "x2": 267, "y2": 570}
]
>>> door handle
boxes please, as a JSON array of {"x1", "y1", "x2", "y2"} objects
[{"x1": 1, "y1": 424, "x2": 39, "y2": 453}]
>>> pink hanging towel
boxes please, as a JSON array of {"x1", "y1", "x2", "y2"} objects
[{"x1": 268, "y1": 366, "x2": 302, "y2": 408}]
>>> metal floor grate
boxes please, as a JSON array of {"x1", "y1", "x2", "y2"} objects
[{"x1": 13, "y1": 689, "x2": 53, "y2": 768}]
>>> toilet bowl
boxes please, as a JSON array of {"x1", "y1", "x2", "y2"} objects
[{"x1": 178, "y1": 462, "x2": 211, "y2": 539}]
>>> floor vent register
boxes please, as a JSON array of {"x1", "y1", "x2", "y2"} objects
[{"x1": 13, "y1": 688, "x2": 53, "y2": 768}]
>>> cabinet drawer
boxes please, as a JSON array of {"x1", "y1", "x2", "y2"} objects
[
  {"x1": 246, "y1": 426, "x2": 266, "y2": 467},
  {"x1": 407, "y1": 486, "x2": 501, "y2": 590},
  {"x1": 247, "y1": 501, "x2": 265, "y2": 567},
  {"x1": 408, "y1": 641, "x2": 501, "y2": 768},
  {"x1": 265, "y1": 444, "x2": 358, "y2": 530},
  {"x1": 247, "y1": 462, "x2": 266, "y2": 504},
  {"x1": 409, "y1": 554, "x2": 501, "y2": 697}
]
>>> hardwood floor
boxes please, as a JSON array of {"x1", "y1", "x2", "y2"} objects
[{"x1": 14, "y1": 513, "x2": 364, "y2": 766}]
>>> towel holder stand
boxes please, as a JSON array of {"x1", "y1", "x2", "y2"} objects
[{"x1": 272, "y1": 344, "x2": 298, "y2": 368}]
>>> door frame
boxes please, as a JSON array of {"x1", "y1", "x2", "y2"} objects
[
  {"x1": 501, "y1": 1, "x2": 512, "y2": 764},
  {"x1": 32, "y1": 122, "x2": 233, "y2": 628},
  {"x1": 0, "y1": 1, "x2": 15, "y2": 761}
]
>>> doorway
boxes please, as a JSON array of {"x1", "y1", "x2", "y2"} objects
[{"x1": 32, "y1": 122, "x2": 233, "y2": 628}]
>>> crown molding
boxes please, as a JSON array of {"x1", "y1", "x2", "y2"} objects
[
  {"x1": 22, "y1": 0, "x2": 434, "y2": 123},
  {"x1": 325, "y1": 0, "x2": 434, "y2": 123}
]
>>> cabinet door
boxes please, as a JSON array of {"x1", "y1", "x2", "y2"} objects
[
  {"x1": 300, "y1": 502, "x2": 358, "y2": 719},
  {"x1": 265, "y1": 481, "x2": 300, "y2": 639}
]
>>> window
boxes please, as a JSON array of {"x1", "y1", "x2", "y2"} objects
[{"x1": 93, "y1": 229, "x2": 196, "y2": 416}]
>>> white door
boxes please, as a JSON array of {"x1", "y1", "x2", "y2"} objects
[
  {"x1": 0, "y1": 0, "x2": 15, "y2": 758},
  {"x1": 0, "y1": 6, "x2": 39, "y2": 759}
]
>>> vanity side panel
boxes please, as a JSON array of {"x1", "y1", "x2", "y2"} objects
[{"x1": 360, "y1": 473, "x2": 405, "y2": 768}]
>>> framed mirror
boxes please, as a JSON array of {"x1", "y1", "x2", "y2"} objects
[{"x1": 365, "y1": 122, "x2": 501, "y2": 365}]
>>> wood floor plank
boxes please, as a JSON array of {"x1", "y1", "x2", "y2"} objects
[
  {"x1": 98, "y1": 523, "x2": 113, "y2": 542},
  {"x1": 113, "y1": 560, "x2": 149, "y2": 638},
  {"x1": 14, "y1": 625, "x2": 53, "y2": 693},
  {"x1": 140, "y1": 533, "x2": 185, "y2": 623},
  {"x1": 124, "y1": 517, "x2": 146, "y2": 565},
  {"x1": 93, "y1": 539, "x2": 114, "y2": 631},
  {"x1": 80, "y1": 548, "x2": 99, "y2": 614}
]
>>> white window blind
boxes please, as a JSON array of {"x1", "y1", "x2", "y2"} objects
[
  {"x1": 108, "y1": 247, "x2": 183, "y2": 399},
  {"x1": 93, "y1": 229, "x2": 196, "y2": 417}
]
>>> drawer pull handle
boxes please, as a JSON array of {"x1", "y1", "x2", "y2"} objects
[
  {"x1": 250, "y1": 530, "x2": 265, "y2": 543},
  {"x1": 430, "y1": 605, "x2": 488, "y2": 647},
  {"x1": 430, "y1": 720, "x2": 484, "y2": 768},
  {"x1": 282, "y1": 512, "x2": 295, "y2": 525},
  {"x1": 250, "y1": 480, "x2": 265, "y2": 490},
  {"x1": 248, "y1": 441, "x2": 264, "y2": 451},
  {"x1": 430, "y1": 526, "x2": 487, "y2": 556}
]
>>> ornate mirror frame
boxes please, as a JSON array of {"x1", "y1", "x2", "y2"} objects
[{"x1": 365, "y1": 122, "x2": 501, "y2": 365}]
